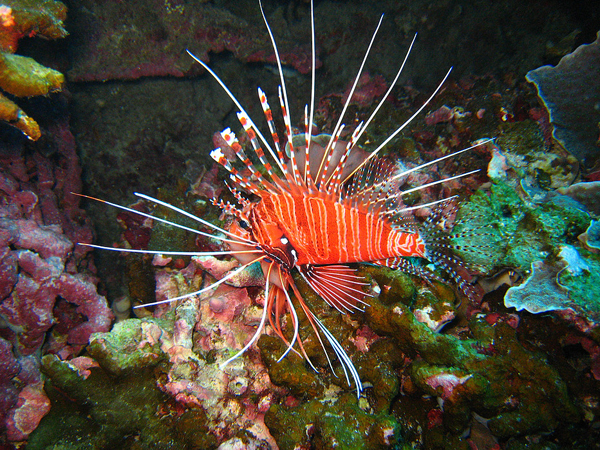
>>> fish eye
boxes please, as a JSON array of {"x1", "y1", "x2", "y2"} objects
[{"x1": 239, "y1": 220, "x2": 249, "y2": 229}]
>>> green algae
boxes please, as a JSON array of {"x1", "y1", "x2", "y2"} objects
[
  {"x1": 265, "y1": 393, "x2": 400, "y2": 450},
  {"x1": 557, "y1": 249, "x2": 600, "y2": 327},
  {"x1": 87, "y1": 318, "x2": 169, "y2": 375},
  {"x1": 354, "y1": 338, "x2": 402, "y2": 412},
  {"x1": 364, "y1": 292, "x2": 580, "y2": 439},
  {"x1": 34, "y1": 354, "x2": 217, "y2": 450},
  {"x1": 497, "y1": 120, "x2": 545, "y2": 156},
  {"x1": 258, "y1": 334, "x2": 326, "y2": 398}
]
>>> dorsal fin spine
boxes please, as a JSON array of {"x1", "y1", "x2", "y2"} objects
[
  {"x1": 316, "y1": 124, "x2": 345, "y2": 189},
  {"x1": 278, "y1": 86, "x2": 303, "y2": 185},
  {"x1": 258, "y1": 87, "x2": 290, "y2": 179},
  {"x1": 327, "y1": 122, "x2": 364, "y2": 194}
]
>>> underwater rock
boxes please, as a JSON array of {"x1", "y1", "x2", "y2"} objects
[
  {"x1": 0, "y1": 127, "x2": 111, "y2": 357},
  {"x1": 74, "y1": 257, "x2": 288, "y2": 447},
  {"x1": 557, "y1": 181, "x2": 600, "y2": 215},
  {"x1": 579, "y1": 219, "x2": 600, "y2": 252},
  {"x1": 0, "y1": 0, "x2": 67, "y2": 140},
  {"x1": 5, "y1": 381, "x2": 50, "y2": 441},
  {"x1": 365, "y1": 294, "x2": 580, "y2": 439},
  {"x1": 452, "y1": 180, "x2": 590, "y2": 274},
  {"x1": 38, "y1": 353, "x2": 219, "y2": 449},
  {"x1": 526, "y1": 31, "x2": 600, "y2": 169},
  {"x1": 67, "y1": 0, "x2": 320, "y2": 82},
  {"x1": 265, "y1": 393, "x2": 399, "y2": 450}
]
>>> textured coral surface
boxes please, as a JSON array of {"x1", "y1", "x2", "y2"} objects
[{"x1": 0, "y1": 100, "x2": 111, "y2": 444}]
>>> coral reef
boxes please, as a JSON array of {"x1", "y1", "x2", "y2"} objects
[
  {"x1": 364, "y1": 268, "x2": 582, "y2": 440},
  {"x1": 35, "y1": 257, "x2": 284, "y2": 448},
  {"x1": 0, "y1": 113, "x2": 111, "y2": 443},
  {"x1": 0, "y1": 0, "x2": 67, "y2": 140},
  {"x1": 526, "y1": 31, "x2": 600, "y2": 169},
  {"x1": 452, "y1": 180, "x2": 590, "y2": 273},
  {"x1": 9, "y1": 1, "x2": 597, "y2": 448},
  {"x1": 37, "y1": 353, "x2": 218, "y2": 449}
]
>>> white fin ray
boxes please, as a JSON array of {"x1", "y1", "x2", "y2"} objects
[
  {"x1": 309, "y1": 311, "x2": 363, "y2": 396},
  {"x1": 77, "y1": 193, "x2": 255, "y2": 247},
  {"x1": 135, "y1": 255, "x2": 266, "y2": 309},
  {"x1": 306, "y1": 0, "x2": 316, "y2": 168},
  {"x1": 79, "y1": 243, "x2": 261, "y2": 257},
  {"x1": 353, "y1": 33, "x2": 418, "y2": 146},
  {"x1": 185, "y1": 50, "x2": 285, "y2": 174},
  {"x1": 390, "y1": 195, "x2": 459, "y2": 215},
  {"x1": 134, "y1": 193, "x2": 257, "y2": 245},
  {"x1": 342, "y1": 67, "x2": 454, "y2": 184},
  {"x1": 219, "y1": 260, "x2": 274, "y2": 369},
  {"x1": 276, "y1": 276, "x2": 301, "y2": 362},
  {"x1": 316, "y1": 13, "x2": 386, "y2": 184}
]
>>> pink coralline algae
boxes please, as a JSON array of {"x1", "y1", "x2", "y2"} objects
[
  {"x1": 342, "y1": 72, "x2": 388, "y2": 109},
  {"x1": 87, "y1": 255, "x2": 288, "y2": 447},
  {"x1": 0, "y1": 118, "x2": 112, "y2": 441},
  {"x1": 5, "y1": 381, "x2": 51, "y2": 441}
]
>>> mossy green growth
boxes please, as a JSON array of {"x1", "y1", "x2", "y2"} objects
[
  {"x1": 355, "y1": 338, "x2": 403, "y2": 412},
  {"x1": 497, "y1": 120, "x2": 545, "y2": 156},
  {"x1": 258, "y1": 334, "x2": 325, "y2": 398},
  {"x1": 364, "y1": 294, "x2": 579, "y2": 438},
  {"x1": 452, "y1": 180, "x2": 590, "y2": 273},
  {"x1": 265, "y1": 393, "x2": 400, "y2": 450},
  {"x1": 87, "y1": 318, "x2": 170, "y2": 375},
  {"x1": 0, "y1": 52, "x2": 63, "y2": 97},
  {"x1": 363, "y1": 265, "x2": 417, "y2": 306},
  {"x1": 0, "y1": 0, "x2": 68, "y2": 139},
  {"x1": 35, "y1": 354, "x2": 217, "y2": 450}
]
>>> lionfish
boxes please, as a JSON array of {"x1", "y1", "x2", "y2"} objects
[{"x1": 83, "y1": 0, "x2": 489, "y2": 393}]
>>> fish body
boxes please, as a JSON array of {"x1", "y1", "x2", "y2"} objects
[{"x1": 247, "y1": 188, "x2": 426, "y2": 268}]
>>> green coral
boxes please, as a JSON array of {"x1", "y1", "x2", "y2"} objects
[
  {"x1": 34, "y1": 354, "x2": 217, "y2": 450},
  {"x1": 452, "y1": 180, "x2": 590, "y2": 272},
  {"x1": 556, "y1": 249, "x2": 600, "y2": 328},
  {"x1": 0, "y1": 0, "x2": 67, "y2": 140},
  {"x1": 364, "y1": 293, "x2": 580, "y2": 439},
  {"x1": 87, "y1": 318, "x2": 168, "y2": 374},
  {"x1": 265, "y1": 393, "x2": 400, "y2": 450}
]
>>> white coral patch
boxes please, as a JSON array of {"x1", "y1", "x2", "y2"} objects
[
  {"x1": 504, "y1": 261, "x2": 571, "y2": 313},
  {"x1": 558, "y1": 244, "x2": 590, "y2": 276}
]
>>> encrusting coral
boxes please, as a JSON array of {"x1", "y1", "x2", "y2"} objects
[
  {"x1": 526, "y1": 31, "x2": 600, "y2": 169},
  {"x1": 0, "y1": 0, "x2": 67, "y2": 140},
  {"x1": 0, "y1": 110, "x2": 112, "y2": 442}
]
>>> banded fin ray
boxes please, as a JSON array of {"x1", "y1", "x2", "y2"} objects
[{"x1": 299, "y1": 264, "x2": 370, "y2": 313}]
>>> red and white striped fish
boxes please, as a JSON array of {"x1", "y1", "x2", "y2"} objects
[{"x1": 82, "y1": 0, "x2": 490, "y2": 394}]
